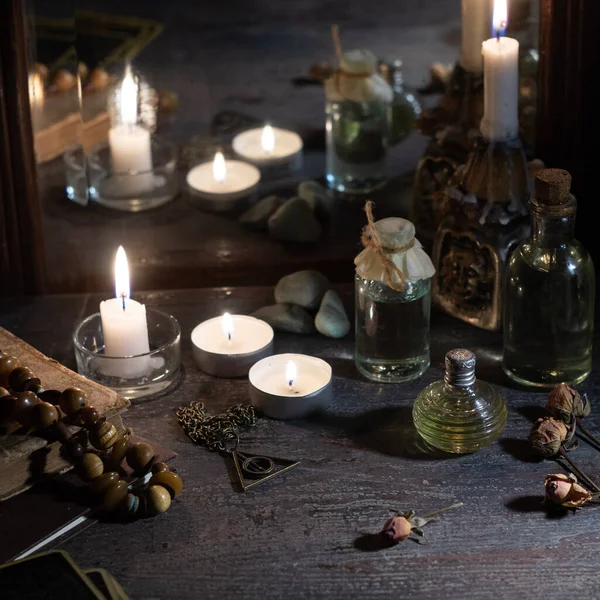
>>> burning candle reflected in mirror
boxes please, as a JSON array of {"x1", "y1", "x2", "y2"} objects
[
  {"x1": 261, "y1": 124, "x2": 275, "y2": 155},
  {"x1": 492, "y1": 0, "x2": 508, "y2": 38},
  {"x1": 213, "y1": 151, "x2": 227, "y2": 183}
]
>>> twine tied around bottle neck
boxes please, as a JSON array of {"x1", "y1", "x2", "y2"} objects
[
  {"x1": 331, "y1": 24, "x2": 372, "y2": 94},
  {"x1": 360, "y1": 201, "x2": 415, "y2": 292}
]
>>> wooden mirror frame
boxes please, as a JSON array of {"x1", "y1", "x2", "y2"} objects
[{"x1": 0, "y1": 0, "x2": 46, "y2": 295}]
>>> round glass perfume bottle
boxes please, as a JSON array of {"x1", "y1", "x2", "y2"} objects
[
  {"x1": 413, "y1": 349, "x2": 507, "y2": 454},
  {"x1": 378, "y1": 59, "x2": 422, "y2": 145}
]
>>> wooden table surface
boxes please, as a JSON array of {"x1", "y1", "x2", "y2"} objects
[{"x1": 1, "y1": 285, "x2": 599, "y2": 599}]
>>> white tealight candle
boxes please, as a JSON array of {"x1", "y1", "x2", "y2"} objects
[
  {"x1": 186, "y1": 151, "x2": 261, "y2": 211},
  {"x1": 232, "y1": 124, "x2": 303, "y2": 168},
  {"x1": 108, "y1": 66, "x2": 153, "y2": 195},
  {"x1": 480, "y1": 0, "x2": 520, "y2": 141},
  {"x1": 249, "y1": 354, "x2": 333, "y2": 420},
  {"x1": 191, "y1": 314, "x2": 274, "y2": 377},
  {"x1": 460, "y1": 0, "x2": 492, "y2": 73},
  {"x1": 99, "y1": 246, "x2": 151, "y2": 378}
]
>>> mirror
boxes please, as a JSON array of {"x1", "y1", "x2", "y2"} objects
[{"x1": 26, "y1": 0, "x2": 540, "y2": 294}]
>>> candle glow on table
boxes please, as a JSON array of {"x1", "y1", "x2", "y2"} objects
[
  {"x1": 99, "y1": 246, "x2": 151, "y2": 377},
  {"x1": 108, "y1": 66, "x2": 153, "y2": 194},
  {"x1": 249, "y1": 354, "x2": 333, "y2": 420},
  {"x1": 232, "y1": 124, "x2": 303, "y2": 168},
  {"x1": 186, "y1": 151, "x2": 261, "y2": 206},
  {"x1": 480, "y1": 0, "x2": 520, "y2": 141},
  {"x1": 460, "y1": 0, "x2": 492, "y2": 73},
  {"x1": 191, "y1": 314, "x2": 274, "y2": 377}
]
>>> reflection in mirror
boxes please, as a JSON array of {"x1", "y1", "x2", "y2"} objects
[{"x1": 27, "y1": 0, "x2": 539, "y2": 294}]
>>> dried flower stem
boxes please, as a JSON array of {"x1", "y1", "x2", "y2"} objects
[
  {"x1": 422, "y1": 502, "x2": 464, "y2": 519},
  {"x1": 558, "y1": 448, "x2": 600, "y2": 492},
  {"x1": 576, "y1": 418, "x2": 600, "y2": 453}
]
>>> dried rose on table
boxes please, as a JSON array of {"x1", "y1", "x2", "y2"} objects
[
  {"x1": 544, "y1": 473, "x2": 593, "y2": 509},
  {"x1": 381, "y1": 503, "x2": 463, "y2": 544},
  {"x1": 382, "y1": 515, "x2": 412, "y2": 542},
  {"x1": 547, "y1": 384, "x2": 590, "y2": 422},
  {"x1": 529, "y1": 417, "x2": 569, "y2": 457}
]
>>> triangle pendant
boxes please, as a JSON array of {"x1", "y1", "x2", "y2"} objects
[{"x1": 231, "y1": 450, "x2": 300, "y2": 491}]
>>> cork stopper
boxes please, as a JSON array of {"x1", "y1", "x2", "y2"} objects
[{"x1": 534, "y1": 169, "x2": 572, "y2": 206}]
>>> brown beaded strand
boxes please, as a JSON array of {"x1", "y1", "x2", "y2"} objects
[{"x1": 0, "y1": 350, "x2": 182, "y2": 518}]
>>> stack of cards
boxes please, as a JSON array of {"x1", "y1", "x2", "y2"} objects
[{"x1": 0, "y1": 550, "x2": 129, "y2": 599}]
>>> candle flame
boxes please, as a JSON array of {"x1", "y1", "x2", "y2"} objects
[
  {"x1": 120, "y1": 65, "x2": 138, "y2": 126},
  {"x1": 114, "y1": 246, "x2": 130, "y2": 306},
  {"x1": 286, "y1": 360, "x2": 297, "y2": 390},
  {"x1": 492, "y1": 0, "x2": 508, "y2": 38},
  {"x1": 213, "y1": 151, "x2": 227, "y2": 183},
  {"x1": 222, "y1": 312, "x2": 234, "y2": 341},
  {"x1": 29, "y1": 72, "x2": 44, "y2": 109},
  {"x1": 261, "y1": 124, "x2": 275, "y2": 154}
]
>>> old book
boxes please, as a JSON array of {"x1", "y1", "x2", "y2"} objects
[{"x1": 0, "y1": 326, "x2": 129, "y2": 501}]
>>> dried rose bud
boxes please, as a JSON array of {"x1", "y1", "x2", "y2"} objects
[
  {"x1": 544, "y1": 473, "x2": 592, "y2": 508},
  {"x1": 382, "y1": 515, "x2": 412, "y2": 543},
  {"x1": 547, "y1": 384, "x2": 590, "y2": 422},
  {"x1": 529, "y1": 417, "x2": 569, "y2": 457}
]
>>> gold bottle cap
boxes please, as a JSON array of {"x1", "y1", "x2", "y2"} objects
[{"x1": 534, "y1": 168, "x2": 572, "y2": 206}]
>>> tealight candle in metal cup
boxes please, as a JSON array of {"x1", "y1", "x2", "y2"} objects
[
  {"x1": 249, "y1": 353, "x2": 333, "y2": 420},
  {"x1": 191, "y1": 313, "x2": 274, "y2": 378}
]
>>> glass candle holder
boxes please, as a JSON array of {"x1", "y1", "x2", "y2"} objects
[
  {"x1": 88, "y1": 136, "x2": 179, "y2": 212},
  {"x1": 63, "y1": 145, "x2": 89, "y2": 206},
  {"x1": 73, "y1": 308, "x2": 181, "y2": 401}
]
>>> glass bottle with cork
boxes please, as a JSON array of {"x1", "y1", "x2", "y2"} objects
[
  {"x1": 354, "y1": 202, "x2": 435, "y2": 383},
  {"x1": 324, "y1": 27, "x2": 393, "y2": 195},
  {"x1": 413, "y1": 348, "x2": 507, "y2": 454},
  {"x1": 503, "y1": 168, "x2": 595, "y2": 387}
]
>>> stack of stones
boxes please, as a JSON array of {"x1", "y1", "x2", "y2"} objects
[
  {"x1": 251, "y1": 270, "x2": 351, "y2": 339},
  {"x1": 238, "y1": 181, "x2": 334, "y2": 243}
]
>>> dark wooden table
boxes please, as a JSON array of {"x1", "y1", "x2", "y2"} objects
[{"x1": 2, "y1": 286, "x2": 599, "y2": 599}]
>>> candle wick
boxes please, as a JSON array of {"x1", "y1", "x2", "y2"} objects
[
  {"x1": 288, "y1": 379, "x2": 294, "y2": 389},
  {"x1": 227, "y1": 332, "x2": 232, "y2": 342},
  {"x1": 121, "y1": 295, "x2": 126, "y2": 311}
]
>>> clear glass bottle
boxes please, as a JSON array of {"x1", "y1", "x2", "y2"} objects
[
  {"x1": 378, "y1": 59, "x2": 422, "y2": 146},
  {"x1": 355, "y1": 212, "x2": 435, "y2": 383},
  {"x1": 413, "y1": 349, "x2": 507, "y2": 454},
  {"x1": 325, "y1": 50, "x2": 392, "y2": 194},
  {"x1": 503, "y1": 169, "x2": 595, "y2": 387},
  {"x1": 355, "y1": 276, "x2": 431, "y2": 383}
]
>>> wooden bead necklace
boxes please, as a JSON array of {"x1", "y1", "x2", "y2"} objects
[{"x1": 0, "y1": 350, "x2": 182, "y2": 518}]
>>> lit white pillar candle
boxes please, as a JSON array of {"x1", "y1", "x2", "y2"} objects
[
  {"x1": 99, "y1": 246, "x2": 150, "y2": 378},
  {"x1": 480, "y1": 0, "x2": 520, "y2": 141},
  {"x1": 460, "y1": 0, "x2": 492, "y2": 73},
  {"x1": 108, "y1": 66, "x2": 153, "y2": 194}
]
